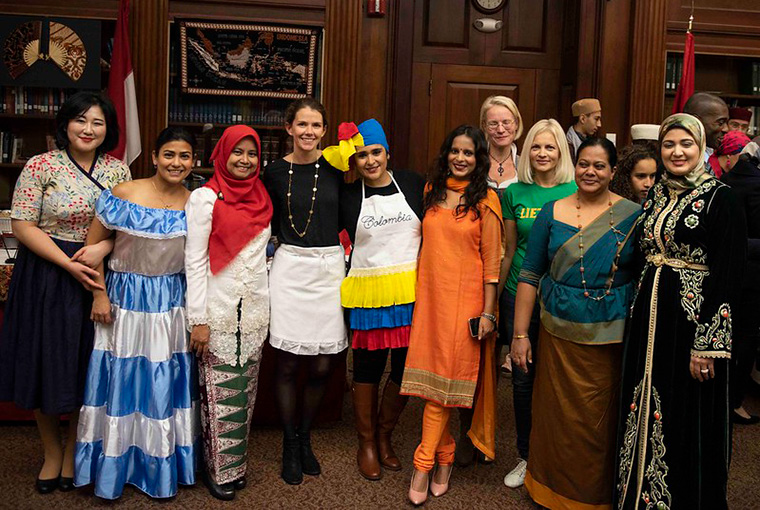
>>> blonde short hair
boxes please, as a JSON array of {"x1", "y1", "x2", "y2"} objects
[
  {"x1": 480, "y1": 96, "x2": 524, "y2": 141},
  {"x1": 516, "y1": 119, "x2": 575, "y2": 185}
]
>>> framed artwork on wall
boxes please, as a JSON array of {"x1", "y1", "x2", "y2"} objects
[
  {"x1": 0, "y1": 15, "x2": 101, "y2": 89},
  {"x1": 179, "y1": 21, "x2": 319, "y2": 99}
]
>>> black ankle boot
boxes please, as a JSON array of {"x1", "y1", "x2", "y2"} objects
[
  {"x1": 298, "y1": 430, "x2": 321, "y2": 476},
  {"x1": 281, "y1": 435, "x2": 303, "y2": 485}
]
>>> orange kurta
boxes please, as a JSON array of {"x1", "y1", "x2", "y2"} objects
[{"x1": 401, "y1": 192, "x2": 502, "y2": 456}]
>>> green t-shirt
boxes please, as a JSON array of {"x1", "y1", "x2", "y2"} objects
[{"x1": 501, "y1": 180, "x2": 578, "y2": 296}]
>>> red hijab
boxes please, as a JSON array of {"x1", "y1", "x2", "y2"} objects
[{"x1": 204, "y1": 125, "x2": 273, "y2": 274}]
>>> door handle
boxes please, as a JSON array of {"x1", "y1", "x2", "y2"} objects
[{"x1": 473, "y1": 18, "x2": 503, "y2": 33}]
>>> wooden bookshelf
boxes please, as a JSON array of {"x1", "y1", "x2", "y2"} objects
[
  {"x1": 169, "y1": 121, "x2": 286, "y2": 131},
  {"x1": 0, "y1": 113, "x2": 56, "y2": 121},
  {"x1": 664, "y1": 53, "x2": 760, "y2": 136}
]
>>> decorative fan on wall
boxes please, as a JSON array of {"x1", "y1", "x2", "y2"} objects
[
  {"x1": 3, "y1": 20, "x2": 41, "y2": 79},
  {"x1": 3, "y1": 20, "x2": 86, "y2": 81}
]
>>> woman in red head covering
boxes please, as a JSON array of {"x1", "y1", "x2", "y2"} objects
[{"x1": 185, "y1": 125, "x2": 272, "y2": 501}]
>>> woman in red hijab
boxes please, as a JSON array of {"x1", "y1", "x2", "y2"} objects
[{"x1": 185, "y1": 125, "x2": 273, "y2": 501}]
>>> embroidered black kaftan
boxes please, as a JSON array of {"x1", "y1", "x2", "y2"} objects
[{"x1": 615, "y1": 179, "x2": 745, "y2": 510}]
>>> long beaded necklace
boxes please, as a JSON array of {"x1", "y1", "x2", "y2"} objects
[
  {"x1": 286, "y1": 157, "x2": 320, "y2": 238},
  {"x1": 576, "y1": 192, "x2": 625, "y2": 301},
  {"x1": 489, "y1": 151, "x2": 510, "y2": 176}
]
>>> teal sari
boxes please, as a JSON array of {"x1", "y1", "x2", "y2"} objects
[{"x1": 518, "y1": 198, "x2": 642, "y2": 345}]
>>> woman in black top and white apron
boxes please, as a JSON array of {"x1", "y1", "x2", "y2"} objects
[
  {"x1": 331, "y1": 119, "x2": 424, "y2": 481},
  {"x1": 262, "y1": 98, "x2": 348, "y2": 485}
]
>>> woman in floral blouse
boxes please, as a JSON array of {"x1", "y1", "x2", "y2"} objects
[{"x1": 0, "y1": 91, "x2": 131, "y2": 494}]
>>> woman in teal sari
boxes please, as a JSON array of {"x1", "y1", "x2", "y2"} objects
[{"x1": 511, "y1": 137, "x2": 641, "y2": 510}]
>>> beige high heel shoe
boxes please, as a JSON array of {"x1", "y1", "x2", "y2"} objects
[
  {"x1": 408, "y1": 468, "x2": 429, "y2": 505},
  {"x1": 430, "y1": 463, "x2": 453, "y2": 497}
]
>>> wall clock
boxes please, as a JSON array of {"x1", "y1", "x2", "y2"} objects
[{"x1": 471, "y1": 0, "x2": 506, "y2": 15}]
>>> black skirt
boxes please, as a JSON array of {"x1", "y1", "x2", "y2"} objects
[{"x1": 0, "y1": 239, "x2": 94, "y2": 415}]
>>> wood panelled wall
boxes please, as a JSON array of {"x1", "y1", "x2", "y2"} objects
[{"x1": 2, "y1": 0, "x2": 759, "y2": 171}]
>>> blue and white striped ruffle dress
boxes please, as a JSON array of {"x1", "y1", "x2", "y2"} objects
[{"x1": 74, "y1": 190, "x2": 200, "y2": 499}]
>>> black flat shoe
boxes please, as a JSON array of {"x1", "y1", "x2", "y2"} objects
[
  {"x1": 731, "y1": 411, "x2": 760, "y2": 425},
  {"x1": 202, "y1": 471, "x2": 235, "y2": 501},
  {"x1": 58, "y1": 476, "x2": 75, "y2": 492},
  {"x1": 35, "y1": 477, "x2": 58, "y2": 494},
  {"x1": 232, "y1": 476, "x2": 246, "y2": 491}
]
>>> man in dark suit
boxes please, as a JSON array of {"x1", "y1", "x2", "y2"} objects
[
  {"x1": 720, "y1": 130, "x2": 760, "y2": 425},
  {"x1": 683, "y1": 92, "x2": 730, "y2": 176}
]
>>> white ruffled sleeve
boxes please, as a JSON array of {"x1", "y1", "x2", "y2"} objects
[{"x1": 184, "y1": 187, "x2": 216, "y2": 327}]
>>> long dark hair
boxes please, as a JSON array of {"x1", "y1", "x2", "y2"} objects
[
  {"x1": 609, "y1": 142, "x2": 661, "y2": 202},
  {"x1": 424, "y1": 124, "x2": 490, "y2": 219}
]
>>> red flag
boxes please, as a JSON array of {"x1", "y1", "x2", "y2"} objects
[
  {"x1": 672, "y1": 31, "x2": 695, "y2": 114},
  {"x1": 107, "y1": 0, "x2": 141, "y2": 165}
]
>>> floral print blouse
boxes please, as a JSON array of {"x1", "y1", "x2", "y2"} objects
[{"x1": 11, "y1": 150, "x2": 131, "y2": 242}]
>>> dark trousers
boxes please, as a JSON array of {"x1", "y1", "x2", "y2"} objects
[
  {"x1": 502, "y1": 290, "x2": 540, "y2": 460},
  {"x1": 352, "y1": 346, "x2": 408, "y2": 386},
  {"x1": 730, "y1": 295, "x2": 760, "y2": 410}
]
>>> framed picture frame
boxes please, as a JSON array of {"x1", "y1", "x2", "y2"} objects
[
  {"x1": 179, "y1": 21, "x2": 319, "y2": 99},
  {"x1": 0, "y1": 15, "x2": 101, "y2": 89}
]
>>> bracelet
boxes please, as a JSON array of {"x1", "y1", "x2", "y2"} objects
[
  {"x1": 481, "y1": 312, "x2": 496, "y2": 324},
  {"x1": 513, "y1": 334, "x2": 528, "y2": 339}
]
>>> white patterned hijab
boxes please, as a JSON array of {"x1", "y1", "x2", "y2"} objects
[{"x1": 658, "y1": 113, "x2": 711, "y2": 191}]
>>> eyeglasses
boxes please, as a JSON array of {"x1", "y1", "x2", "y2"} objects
[{"x1": 486, "y1": 119, "x2": 516, "y2": 131}]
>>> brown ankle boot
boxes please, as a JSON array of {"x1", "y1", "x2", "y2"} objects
[
  {"x1": 353, "y1": 383, "x2": 381, "y2": 480},
  {"x1": 376, "y1": 379, "x2": 408, "y2": 471}
]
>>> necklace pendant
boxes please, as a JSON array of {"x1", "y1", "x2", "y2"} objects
[{"x1": 498, "y1": 164, "x2": 504, "y2": 176}]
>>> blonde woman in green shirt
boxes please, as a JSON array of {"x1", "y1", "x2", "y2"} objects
[{"x1": 500, "y1": 119, "x2": 577, "y2": 489}]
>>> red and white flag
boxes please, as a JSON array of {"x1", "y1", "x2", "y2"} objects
[
  {"x1": 672, "y1": 31, "x2": 695, "y2": 114},
  {"x1": 107, "y1": 0, "x2": 141, "y2": 165}
]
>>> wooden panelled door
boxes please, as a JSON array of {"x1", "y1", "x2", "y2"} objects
[
  {"x1": 408, "y1": 64, "x2": 537, "y2": 172},
  {"x1": 398, "y1": 0, "x2": 566, "y2": 173}
]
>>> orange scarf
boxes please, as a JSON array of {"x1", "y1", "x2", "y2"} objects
[{"x1": 443, "y1": 177, "x2": 505, "y2": 257}]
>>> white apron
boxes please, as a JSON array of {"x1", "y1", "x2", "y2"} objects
[
  {"x1": 350, "y1": 175, "x2": 421, "y2": 273},
  {"x1": 269, "y1": 243, "x2": 347, "y2": 355}
]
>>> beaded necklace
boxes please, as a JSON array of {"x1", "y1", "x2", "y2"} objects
[
  {"x1": 489, "y1": 151, "x2": 510, "y2": 176},
  {"x1": 576, "y1": 192, "x2": 625, "y2": 301},
  {"x1": 286, "y1": 157, "x2": 320, "y2": 238}
]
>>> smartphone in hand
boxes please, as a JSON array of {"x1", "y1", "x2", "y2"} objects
[{"x1": 468, "y1": 317, "x2": 480, "y2": 338}]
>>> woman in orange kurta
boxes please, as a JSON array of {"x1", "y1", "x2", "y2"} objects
[{"x1": 401, "y1": 125, "x2": 503, "y2": 505}]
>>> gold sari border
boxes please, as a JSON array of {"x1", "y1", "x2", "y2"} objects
[
  {"x1": 540, "y1": 309, "x2": 625, "y2": 345},
  {"x1": 525, "y1": 471, "x2": 613, "y2": 510}
]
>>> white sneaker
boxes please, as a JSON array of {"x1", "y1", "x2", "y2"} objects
[{"x1": 503, "y1": 458, "x2": 527, "y2": 488}]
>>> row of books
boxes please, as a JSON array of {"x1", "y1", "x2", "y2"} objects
[
  {"x1": 0, "y1": 87, "x2": 73, "y2": 116},
  {"x1": 739, "y1": 62, "x2": 760, "y2": 96},
  {"x1": 665, "y1": 55, "x2": 684, "y2": 91},
  {"x1": 0, "y1": 132, "x2": 23, "y2": 164},
  {"x1": 168, "y1": 89, "x2": 289, "y2": 126}
]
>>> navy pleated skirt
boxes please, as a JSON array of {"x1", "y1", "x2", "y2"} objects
[{"x1": 0, "y1": 238, "x2": 94, "y2": 415}]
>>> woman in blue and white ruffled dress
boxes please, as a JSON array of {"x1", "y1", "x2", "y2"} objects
[{"x1": 74, "y1": 128, "x2": 200, "y2": 499}]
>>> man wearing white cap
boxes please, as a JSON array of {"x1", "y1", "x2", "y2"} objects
[
  {"x1": 566, "y1": 98, "x2": 602, "y2": 161},
  {"x1": 630, "y1": 124, "x2": 660, "y2": 145}
]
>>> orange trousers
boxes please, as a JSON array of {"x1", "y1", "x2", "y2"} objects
[{"x1": 412, "y1": 401, "x2": 456, "y2": 472}]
